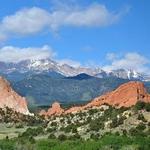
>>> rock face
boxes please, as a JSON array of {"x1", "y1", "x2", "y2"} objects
[
  {"x1": 40, "y1": 102, "x2": 64, "y2": 116},
  {"x1": 85, "y1": 81, "x2": 150, "y2": 108},
  {"x1": 40, "y1": 81, "x2": 150, "y2": 116},
  {"x1": 0, "y1": 76, "x2": 30, "y2": 115}
]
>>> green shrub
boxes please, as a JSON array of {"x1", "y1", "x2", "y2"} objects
[
  {"x1": 15, "y1": 123, "x2": 24, "y2": 128},
  {"x1": 48, "y1": 134, "x2": 56, "y2": 139},
  {"x1": 89, "y1": 119, "x2": 104, "y2": 131},
  {"x1": 148, "y1": 122, "x2": 150, "y2": 126},
  {"x1": 145, "y1": 103, "x2": 150, "y2": 112},
  {"x1": 51, "y1": 122, "x2": 57, "y2": 126},
  {"x1": 129, "y1": 128, "x2": 139, "y2": 136},
  {"x1": 47, "y1": 127, "x2": 55, "y2": 133},
  {"x1": 122, "y1": 129, "x2": 127, "y2": 136},
  {"x1": 21, "y1": 127, "x2": 44, "y2": 137},
  {"x1": 58, "y1": 134, "x2": 67, "y2": 141},
  {"x1": 110, "y1": 116, "x2": 125, "y2": 128},
  {"x1": 29, "y1": 136, "x2": 35, "y2": 144},
  {"x1": 135, "y1": 101, "x2": 146, "y2": 110},
  {"x1": 136, "y1": 123, "x2": 146, "y2": 131},
  {"x1": 89, "y1": 109, "x2": 98, "y2": 115},
  {"x1": 129, "y1": 127, "x2": 146, "y2": 137},
  {"x1": 90, "y1": 133, "x2": 99, "y2": 140},
  {"x1": 61, "y1": 124, "x2": 78, "y2": 133},
  {"x1": 137, "y1": 114, "x2": 147, "y2": 122},
  {"x1": 86, "y1": 117, "x2": 91, "y2": 123},
  {"x1": 62, "y1": 125, "x2": 72, "y2": 133},
  {"x1": 134, "y1": 101, "x2": 150, "y2": 112},
  {"x1": 115, "y1": 131, "x2": 120, "y2": 136},
  {"x1": 68, "y1": 133, "x2": 81, "y2": 140},
  {"x1": 72, "y1": 127, "x2": 77, "y2": 133},
  {"x1": 74, "y1": 133, "x2": 81, "y2": 139}
]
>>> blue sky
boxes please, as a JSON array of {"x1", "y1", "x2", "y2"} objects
[{"x1": 0, "y1": 0, "x2": 150, "y2": 73}]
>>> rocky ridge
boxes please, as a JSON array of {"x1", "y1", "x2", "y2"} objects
[{"x1": 40, "y1": 81, "x2": 150, "y2": 116}]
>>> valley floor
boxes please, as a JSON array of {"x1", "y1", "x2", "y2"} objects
[{"x1": 0, "y1": 123, "x2": 32, "y2": 140}]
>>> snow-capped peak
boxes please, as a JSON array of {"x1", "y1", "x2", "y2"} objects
[{"x1": 0, "y1": 58, "x2": 149, "y2": 81}]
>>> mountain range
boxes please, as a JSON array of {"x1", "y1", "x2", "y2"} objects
[
  {"x1": 0, "y1": 58, "x2": 149, "y2": 81},
  {"x1": 13, "y1": 74, "x2": 130, "y2": 106},
  {"x1": 0, "y1": 58, "x2": 150, "y2": 108}
]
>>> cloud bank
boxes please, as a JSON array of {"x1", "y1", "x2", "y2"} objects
[
  {"x1": 103, "y1": 52, "x2": 150, "y2": 73},
  {"x1": 0, "y1": 45, "x2": 56, "y2": 63},
  {"x1": 0, "y1": 44, "x2": 149, "y2": 74},
  {"x1": 0, "y1": 45, "x2": 81, "y2": 68},
  {"x1": 0, "y1": 3, "x2": 128, "y2": 41}
]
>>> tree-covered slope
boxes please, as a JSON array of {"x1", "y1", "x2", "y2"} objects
[{"x1": 12, "y1": 74, "x2": 129, "y2": 106}]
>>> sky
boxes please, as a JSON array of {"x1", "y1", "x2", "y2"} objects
[{"x1": 0, "y1": 0, "x2": 150, "y2": 73}]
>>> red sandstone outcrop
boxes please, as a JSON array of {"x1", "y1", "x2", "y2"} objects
[
  {"x1": 41, "y1": 81, "x2": 150, "y2": 116},
  {"x1": 40, "y1": 102, "x2": 64, "y2": 116},
  {"x1": 0, "y1": 76, "x2": 30, "y2": 115},
  {"x1": 84, "y1": 81, "x2": 150, "y2": 108}
]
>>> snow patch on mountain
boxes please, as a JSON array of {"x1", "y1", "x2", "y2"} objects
[{"x1": 0, "y1": 58, "x2": 149, "y2": 81}]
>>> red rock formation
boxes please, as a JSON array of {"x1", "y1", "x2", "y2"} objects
[
  {"x1": 85, "y1": 81, "x2": 150, "y2": 108},
  {"x1": 40, "y1": 102, "x2": 64, "y2": 116},
  {"x1": 0, "y1": 76, "x2": 30, "y2": 115},
  {"x1": 41, "y1": 81, "x2": 150, "y2": 116}
]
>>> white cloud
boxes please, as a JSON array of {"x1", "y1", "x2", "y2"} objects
[
  {"x1": 0, "y1": 45, "x2": 81, "y2": 67},
  {"x1": 0, "y1": 7, "x2": 50, "y2": 38},
  {"x1": 64, "y1": 4, "x2": 123, "y2": 27},
  {"x1": 106, "y1": 53, "x2": 118, "y2": 61},
  {"x1": 0, "y1": 3, "x2": 128, "y2": 41},
  {"x1": 0, "y1": 45, "x2": 56, "y2": 63},
  {"x1": 57, "y1": 59, "x2": 81, "y2": 67},
  {"x1": 103, "y1": 52, "x2": 150, "y2": 73}
]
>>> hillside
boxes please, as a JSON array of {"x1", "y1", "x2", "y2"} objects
[
  {"x1": 1, "y1": 102, "x2": 149, "y2": 150},
  {"x1": 0, "y1": 81, "x2": 150, "y2": 150},
  {"x1": 12, "y1": 74, "x2": 129, "y2": 106}
]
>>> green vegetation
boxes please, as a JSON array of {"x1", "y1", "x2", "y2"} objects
[
  {"x1": 20, "y1": 127, "x2": 44, "y2": 138},
  {"x1": 0, "y1": 134, "x2": 150, "y2": 150},
  {"x1": 0, "y1": 107, "x2": 44, "y2": 126},
  {"x1": 137, "y1": 113, "x2": 147, "y2": 122},
  {"x1": 0, "y1": 101, "x2": 150, "y2": 149},
  {"x1": 61, "y1": 124, "x2": 78, "y2": 133},
  {"x1": 134, "y1": 101, "x2": 150, "y2": 112},
  {"x1": 89, "y1": 119, "x2": 104, "y2": 131},
  {"x1": 136, "y1": 123, "x2": 146, "y2": 131}
]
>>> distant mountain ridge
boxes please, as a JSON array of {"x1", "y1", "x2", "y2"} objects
[
  {"x1": 0, "y1": 58, "x2": 149, "y2": 81},
  {"x1": 64, "y1": 73, "x2": 93, "y2": 80},
  {"x1": 1, "y1": 58, "x2": 150, "y2": 107},
  {"x1": 12, "y1": 74, "x2": 129, "y2": 106}
]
